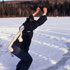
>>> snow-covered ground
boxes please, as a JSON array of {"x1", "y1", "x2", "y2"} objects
[{"x1": 0, "y1": 17, "x2": 70, "y2": 70}]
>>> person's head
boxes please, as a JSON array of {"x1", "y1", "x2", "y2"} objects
[
  {"x1": 28, "y1": 19, "x2": 36, "y2": 23},
  {"x1": 26, "y1": 16, "x2": 36, "y2": 23}
]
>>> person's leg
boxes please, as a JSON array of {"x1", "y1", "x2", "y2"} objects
[
  {"x1": 16, "y1": 52, "x2": 33, "y2": 70},
  {"x1": 20, "y1": 52, "x2": 33, "y2": 70},
  {"x1": 16, "y1": 60, "x2": 23, "y2": 70}
]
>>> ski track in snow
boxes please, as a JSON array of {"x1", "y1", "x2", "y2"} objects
[{"x1": 0, "y1": 17, "x2": 70, "y2": 70}]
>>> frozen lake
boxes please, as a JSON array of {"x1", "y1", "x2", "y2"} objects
[{"x1": 0, "y1": 17, "x2": 70, "y2": 70}]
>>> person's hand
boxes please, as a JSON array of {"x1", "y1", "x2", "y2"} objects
[
  {"x1": 8, "y1": 47, "x2": 13, "y2": 52},
  {"x1": 33, "y1": 7, "x2": 41, "y2": 16},
  {"x1": 43, "y1": 7, "x2": 47, "y2": 16},
  {"x1": 36, "y1": 7, "x2": 41, "y2": 13},
  {"x1": 43, "y1": 8, "x2": 47, "y2": 13}
]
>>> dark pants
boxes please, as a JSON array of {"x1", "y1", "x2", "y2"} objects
[
  {"x1": 12, "y1": 33, "x2": 33, "y2": 70},
  {"x1": 16, "y1": 52, "x2": 33, "y2": 70}
]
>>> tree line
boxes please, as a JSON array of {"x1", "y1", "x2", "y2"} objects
[{"x1": 0, "y1": 1, "x2": 70, "y2": 17}]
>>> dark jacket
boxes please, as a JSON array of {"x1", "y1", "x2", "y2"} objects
[{"x1": 21, "y1": 15, "x2": 47, "y2": 52}]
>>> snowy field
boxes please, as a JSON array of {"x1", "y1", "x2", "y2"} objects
[{"x1": 0, "y1": 17, "x2": 70, "y2": 70}]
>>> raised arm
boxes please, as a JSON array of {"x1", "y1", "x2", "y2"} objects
[
  {"x1": 32, "y1": 7, "x2": 41, "y2": 17},
  {"x1": 35, "y1": 8, "x2": 47, "y2": 26}
]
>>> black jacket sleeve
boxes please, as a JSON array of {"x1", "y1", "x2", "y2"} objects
[{"x1": 35, "y1": 15, "x2": 47, "y2": 27}]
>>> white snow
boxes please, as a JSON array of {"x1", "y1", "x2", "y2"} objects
[{"x1": 0, "y1": 17, "x2": 70, "y2": 70}]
